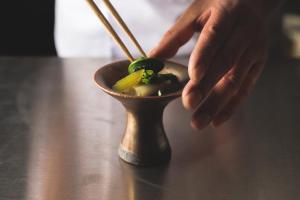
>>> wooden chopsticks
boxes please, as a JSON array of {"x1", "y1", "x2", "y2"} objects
[
  {"x1": 102, "y1": 0, "x2": 147, "y2": 58},
  {"x1": 86, "y1": 0, "x2": 147, "y2": 61},
  {"x1": 86, "y1": 0, "x2": 134, "y2": 61}
]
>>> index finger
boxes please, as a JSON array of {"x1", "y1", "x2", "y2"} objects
[
  {"x1": 149, "y1": 20, "x2": 195, "y2": 59},
  {"x1": 149, "y1": 6, "x2": 210, "y2": 59}
]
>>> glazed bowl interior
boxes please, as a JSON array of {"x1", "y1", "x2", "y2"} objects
[{"x1": 94, "y1": 60, "x2": 188, "y2": 99}]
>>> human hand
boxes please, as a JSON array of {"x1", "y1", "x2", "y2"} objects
[{"x1": 150, "y1": 0, "x2": 281, "y2": 130}]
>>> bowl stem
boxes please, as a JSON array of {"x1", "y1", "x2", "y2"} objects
[{"x1": 118, "y1": 100, "x2": 172, "y2": 166}]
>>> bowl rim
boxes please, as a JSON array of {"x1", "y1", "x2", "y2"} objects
[{"x1": 94, "y1": 59, "x2": 188, "y2": 100}]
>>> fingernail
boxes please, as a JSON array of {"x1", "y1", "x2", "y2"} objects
[{"x1": 191, "y1": 113, "x2": 211, "y2": 130}]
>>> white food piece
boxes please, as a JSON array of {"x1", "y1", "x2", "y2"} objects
[
  {"x1": 132, "y1": 84, "x2": 161, "y2": 96},
  {"x1": 159, "y1": 65, "x2": 189, "y2": 83}
]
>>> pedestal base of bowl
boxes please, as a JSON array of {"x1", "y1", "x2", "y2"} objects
[
  {"x1": 117, "y1": 99, "x2": 173, "y2": 166},
  {"x1": 94, "y1": 60, "x2": 188, "y2": 167},
  {"x1": 118, "y1": 145, "x2": 171, "y2": 166}
]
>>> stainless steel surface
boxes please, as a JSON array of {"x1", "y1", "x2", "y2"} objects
[{"x1": 0, "y1": 57, "x2": 299, "y2": 200}]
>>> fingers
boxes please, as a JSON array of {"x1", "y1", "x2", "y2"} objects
[
  {"x1": 183, "y1": 26, "x2": 250, "y2": 110},
  {"x1": 149, "y1": 9, "x2": 211, "y2": 59},
  {"x1": 189, "y1": 49, "x2": 256, "y2": 130},
  {"x1": 188, "y1": 39, "x2": 267, "y2": 130},
  {"x1": 188, "y1": 6, "x2": 236, "y2": 82},
  {"x1": 212, "y1": 60, "x2": 266, "y2": 127}
]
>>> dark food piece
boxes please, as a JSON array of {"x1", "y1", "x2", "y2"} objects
[{"x1": 128, "y1": 57, "x2": 165, "y2": 74}]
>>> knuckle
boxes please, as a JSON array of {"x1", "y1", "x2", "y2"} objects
[
  {"x1": 225, "y1": 74, "x2": 240, "y2": 95},
  {"x1": 202, "y1": 25, "x2": 219, "y2": 40},
  {"x1": 212, "y1": 4, "x2": 232, "y2": 17}
]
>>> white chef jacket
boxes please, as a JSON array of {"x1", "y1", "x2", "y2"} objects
[{"x1": 55, "y1": 0, "x2": 195, "y2": 58}]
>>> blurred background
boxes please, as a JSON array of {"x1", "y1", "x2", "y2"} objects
[{"x1": 0, "y1": 0, "x2": 299, "y2": 58}]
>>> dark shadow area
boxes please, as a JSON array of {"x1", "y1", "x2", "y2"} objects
[
  {"x1": 283, "y1": 0, "x2": 300, "y2": 14},
  {"x1": 0, "y1": 1, "x2": 56, "y2": 56}
]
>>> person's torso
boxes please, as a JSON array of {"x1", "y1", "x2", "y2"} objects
[{"x1": 55, "y1": 0, "x2": 194, "y2": 57}]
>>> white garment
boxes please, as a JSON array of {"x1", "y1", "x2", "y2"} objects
[{"x1": 55, "y1": 0, "x2": 195, "y2": 58}]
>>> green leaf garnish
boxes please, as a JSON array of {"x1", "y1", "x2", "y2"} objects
[
  {"x1": 142, "y1": 69, "x2": 156, "y2": 84},
  {"x1": 128, "y1": 57, "x2": 165, "y2": 74}
]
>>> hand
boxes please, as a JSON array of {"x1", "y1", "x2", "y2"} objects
[{"x1": 150, "y1": 0, "x2": 280, "y2": 130}]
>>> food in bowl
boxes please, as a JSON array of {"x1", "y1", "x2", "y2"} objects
[{"x1": 112, "y1": 57, "x2": 187, "y2": 96}]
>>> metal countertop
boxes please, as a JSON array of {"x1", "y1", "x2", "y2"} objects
[{"x1": 0, "y1": 57, "x2": 299, "y2": 200}]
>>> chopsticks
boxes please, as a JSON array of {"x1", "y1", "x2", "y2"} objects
[
  {"x1": 86, "y1": 0, "x2": 134, "y2": 61},
  {"x1": 86, "y1": 0, "x2": 147, "y2": 61},
  {"x1": 102, "y1": 0, "x2": 147, "y2": 58}
]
